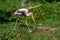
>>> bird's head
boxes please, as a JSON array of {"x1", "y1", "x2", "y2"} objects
[
  {"x1": 28, "y1": 12, "x2": 36, "y2": 24},
  {"x1": 13, "y1": 11, "x2": 21, "y2": 15},
  {"x1": 13, "y1": 11, "x2": 17, "y2": 15}
]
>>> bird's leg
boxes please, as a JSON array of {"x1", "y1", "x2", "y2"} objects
[
  {"x1": 14, "y1": 16, "x2": 20, "y2": 30},
  {"x1": 25, "y1": 16, "x2": 28, "y2": 27},
  {"x1": 24, "y1": 16, "x2": 31, "y2": 31},
  {"x1": 25, "y1": 20, "x2": 29, "y2": 28},
  {"x1": 25, "y1": 20, "x2": 32, "y2": 33}
]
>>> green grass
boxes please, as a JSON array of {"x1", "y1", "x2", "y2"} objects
[
  {"x1": 0, "y1": 1, "x2": 60, "y2": 40},
  {"x1": 0, "y1": 22, "x2": 60, "y2": 40}
]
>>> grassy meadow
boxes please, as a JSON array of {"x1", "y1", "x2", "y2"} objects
[{"x1": 0, "y1": 0, "x2": 60, "y2": 40}]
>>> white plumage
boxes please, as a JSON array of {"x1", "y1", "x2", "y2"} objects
[{"x1": 13, "y1": 8, "x2": 32, "y2": 16}]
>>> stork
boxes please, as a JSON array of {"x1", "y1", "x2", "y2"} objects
[
  {"x1": 13, "y1": 8, "x2": 36, "y2": 30},
  {"x1": 13, "y1": 4, "x2": 41, "y2": 30},
  {"x1": 13, "y1": 8, "x2": 36, "y2": 23}
]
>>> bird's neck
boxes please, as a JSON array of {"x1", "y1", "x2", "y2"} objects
[{"x1": 26, "y1": 12, "x2": 32, "y2": 16}]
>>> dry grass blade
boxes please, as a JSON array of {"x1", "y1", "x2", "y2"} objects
[
  {"x1": 16, "y1": 32, "x2": 21, "y2": 40},
  {"x1": 26, "y1": 4, "x2": 41, "y2": 9}
]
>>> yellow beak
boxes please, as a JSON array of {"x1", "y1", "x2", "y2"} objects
[{"x1": 30, "y1": 13, "x2": 36, "y2": 24}]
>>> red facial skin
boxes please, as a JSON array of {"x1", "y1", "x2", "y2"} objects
[{"x1": 13, "y1": 11, "x2": 17, "y2": 15}]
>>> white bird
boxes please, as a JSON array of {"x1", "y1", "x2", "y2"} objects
[
  {"x1": 13, "y1": 4, "x2": 41, "y2": 30},
  {"x1": 13, "y1": 8, "x2": 36, "y2": 24}
]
